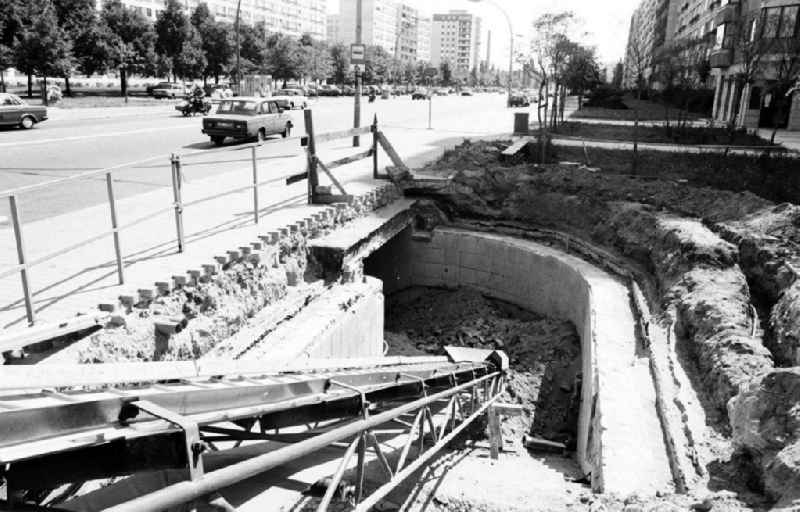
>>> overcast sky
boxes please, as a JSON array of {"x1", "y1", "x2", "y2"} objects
[{"x1": 327, "y1": 0, "x2": 641, "y2": 70}]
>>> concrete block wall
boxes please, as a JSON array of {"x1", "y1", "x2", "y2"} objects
[
  {"x1": 406, "y1": 228, "x2": 598, "y2": 477},
  {"x1": 397, "y1": 227, "x2": 673, "y2": 496},
  {"x1": 242, "y1": 276, "x2": 385, "y2": 364}
]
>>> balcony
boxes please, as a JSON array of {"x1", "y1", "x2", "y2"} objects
[
  {"x1": 709, "y1": 48, "x2": 733, "y2": 67},
  {"x1": 714, "y1": 2, "x2": 738, "y2": 26}
]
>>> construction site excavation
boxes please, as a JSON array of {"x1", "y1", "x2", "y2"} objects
[{"x1": 3, "y1": 128, "x2": 800, "y2": 512}]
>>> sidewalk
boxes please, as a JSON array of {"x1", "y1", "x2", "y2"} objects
[
  {"x1": 46, "y1": 104, "x2": 177, "y2": 123},
  {"x1": 758, "y1": 128, "x2": 800, "y2": 152},
  {"x1": 0, "y1": 122, "x2": 509, "y2": 337}
]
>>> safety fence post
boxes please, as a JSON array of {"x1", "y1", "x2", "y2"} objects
[
  {"x1": 9, "y1": 195, "x2": 34, "y2": 325},
  {"x1": 106, "y1": 172, "x2": 124, "y2": 285},
  {"x1": 251, "y1": 146, "x2": 259, "y2": 224},
  {"x1": 170, "y1": 154, "x2": 185, "y2": 252}
]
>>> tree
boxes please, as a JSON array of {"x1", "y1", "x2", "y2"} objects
[
  {"x1": 52, "y1": 0, "x2": 95, "y2": 96},
  {"x1": 264, "y1": 33, "x2": 302, "y2": 86},
  {"x1": 191, "y1": 3, "x2": 232, "y2": 84},
  {"x1": 300, "y1": 38, "x2": 332, "y2": 84},
  {"x1": 531, "y1": 11, "x2": 576, "y2": 129},
  {"x1": 98, "y1": 0, "x2": 155, "y2": 96},
  {"x1": 0, "y1": 0, "x2": 26, "y2": 92},
  {"x1": 439, "y1": 61, "x2": 452, "y2": 85},
  {"x1": 155, "y1": 0, "x2": 195, "y2": 80},
  {"x1": 233, "y1": 22, "x2": 267, "y2": 77},
  {"x1": 563, "y1": 43, "x2": 601, "y2": 108},
  {"x1": 329, "y1": 43, "x2": 349, "y2": 86},
  {"x1": 611, "y1": 61, "x2": 624, "y2": 89},
  {"x1": 14, "y1": 1, "x2": 73, "y2": 102}
]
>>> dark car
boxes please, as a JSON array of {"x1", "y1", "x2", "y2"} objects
[
  {"x1": 411, "y1": 89, "x2": 431, "y2": 100},
  {"x1": 509, "y1": 93, "x2": 530, "y2": 107},
  {"x1": 460, "y1": 89, "x2": 473, "y2": 96},
  {"x1": 201, "y1": 97, "x2": 293, "y2": 146},
  {"x1": 0, "y1": 93, "x2": 47, "y2": 129}
]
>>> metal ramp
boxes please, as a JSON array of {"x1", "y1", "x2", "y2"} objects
[{"x1": 0, "y1": 351, "x2": 508, "y2": 511}]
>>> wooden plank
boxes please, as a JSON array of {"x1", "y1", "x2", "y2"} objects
[
  {"x1": 312, "y1": 193, "x2": 353, "y2": 205},
  {"x1": 285, "y1": 171, "x2": 308, "y2": 185},
  {"x1": 376, "y1": 131, "x2": 409, "y2": 172},
  {"x1": 501, "y1": 137, "x2": 532, "y2": 156},
  {"x1": 324, "y1": 149, "x2": 373, "y2": 170},
  {"x1": 307, "y1": 126, "x2": 372, "y2": 146},
  {"x1": 493, "y1": 403, "x2": 525, "y2": 417},
  {"x1": 315, "y1": 159, "x2": 347, "y2": 195},
  {"x1": 0, "y1": 313, "x2": 110, "y2": 354}
]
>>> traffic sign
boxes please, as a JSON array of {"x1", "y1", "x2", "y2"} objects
[{"x1": 350, "y1": 44, "x2": 366, "y2": 64}]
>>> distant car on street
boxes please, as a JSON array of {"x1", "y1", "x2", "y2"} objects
[
  {"x1": 460, "y1": 89, "x2": 473, "y2": 96},
  {"x1": 411, "y1": 89, "x2": 431, "y2": 100},
  {"x1": 201, "y1": 97, "x2": 293, "y2": 146},
  {"x1": 509, "y1": 93, "x2": 531, "y2": 107},
  {"x1": 318, "y1": 84, "x2": 342, "y2": 96},
  {"x1": 152, "y1": 83, "x2": 188, "y2": 99},
  {"x1": 271, "y1": 88, "x2": 308, "y2": 110},
  {"x1": 0, "y1": 93, "x2": 47, "y2": 129}
]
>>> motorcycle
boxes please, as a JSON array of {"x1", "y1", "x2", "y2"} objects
[{"x1": 176, "y1": 96, "x2": 212, "y2": 117}]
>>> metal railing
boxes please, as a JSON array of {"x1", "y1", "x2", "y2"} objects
[{"x1": 0, "y1": 113, "x2": 390, "y2": 328}]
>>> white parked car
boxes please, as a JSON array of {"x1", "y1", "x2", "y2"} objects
[{"x1": 271, "y1": 88, "x2": 308, "y2": 110}]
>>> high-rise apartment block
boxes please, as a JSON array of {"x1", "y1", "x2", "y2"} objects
[
  {"x1": 431, "y1": 10, "x2": 482, "y2": 79},
  {"x1": 623, "y1": 0, "x2": 800, "y2": 130},
  {"x1": 333, "y1": 0, "x2": 433, "y2": 63},
  {"x1": 102, "y1": 0, "x2": 326, "y2": 40}
]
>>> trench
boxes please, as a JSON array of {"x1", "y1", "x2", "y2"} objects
[{"x1": 361, "y1": 225, "x2": 677, "y2": 498}]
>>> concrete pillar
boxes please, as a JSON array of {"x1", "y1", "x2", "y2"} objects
[
  {"x1": 712, "y1": 74, "x2": 723, "y2": 121},
  {"x1": 787, "y1": 92, "x2": 800, "y2": 131}
]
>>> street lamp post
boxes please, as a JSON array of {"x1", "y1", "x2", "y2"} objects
[
  {"x1": 235, "y1": 0, "x2": 242, "y2": 94},
  {"x1": 468, "y1": 0, "x2": 513, "y2": 107}
]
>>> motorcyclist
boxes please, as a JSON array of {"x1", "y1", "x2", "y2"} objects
[
  {"x1": 368, "y1": 87, "x2": 376, "y2": 103},
  {"x1": 190, "y1": 85, "x2": 205, "y2": 110}
]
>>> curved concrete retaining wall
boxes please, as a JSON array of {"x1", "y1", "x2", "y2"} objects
[{"x1": 394, "y1": 227, "x2": 673, "y2": 495}]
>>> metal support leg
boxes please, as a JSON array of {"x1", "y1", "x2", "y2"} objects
[
  {"x1": 9, "y1": 195, "x2": 34, "y2": 325},
  {"x1": 170, "y1": 155, "x2": 186, "y2": 252},
  {"x1": 106, "y1": 173, "x2": 124, "y2": 285},
  {"x1": 251, "y1": 146, "x2": 259, "y2": 224}
]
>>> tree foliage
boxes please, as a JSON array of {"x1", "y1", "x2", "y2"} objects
[{"x1": 13, "y1": 2, "x2": 73, "y2": 83}]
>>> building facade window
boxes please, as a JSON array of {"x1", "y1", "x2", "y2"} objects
[{"x1": 761, "y1": 5, "x2": 799, "y2": 39}]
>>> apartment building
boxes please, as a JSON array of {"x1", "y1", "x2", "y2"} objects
[
  {"x1": 431, "y1": 10, "x2": 482, "y2": 79},
  {"x1": 101, "y1": 0, "x2": 326, "y2": 40},
  {"x1": 338, "y1": 0, "x2": 400, "y2": 54},
  {"x1": 327, "y1": 13, "x2": 341, "y2": 44},
  {"x1": 622, "y1": 0, "x2": 679, "y2": 88},
  {"x1": 709, "y1": 0, "x2": 800, "y2": 130}
]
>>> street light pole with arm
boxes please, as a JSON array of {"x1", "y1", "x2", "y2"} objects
[{"x1": 468, "y1": 0, "x2": 513, "y2": 107}]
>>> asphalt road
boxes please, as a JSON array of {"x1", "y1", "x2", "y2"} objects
[{"x1": 0, "y1": 93, "x2": 513, "y2": 222}]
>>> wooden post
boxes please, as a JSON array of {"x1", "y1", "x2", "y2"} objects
[
  {"x1": 371, "y1": 114, "x2": 379, "y2": 179},
  {"x1": 488, "y1": 405, "x2": 501, "y2": 460},
  {"x1": 251, "y1": 146, "x2": 259, "y2": 224},
  {"x1": 304, "y1": 110, "x2": 319, "y2": 204},
  {"x1": 9, "y1": 195, "x2": 34, "y2": 325},
  {"x1": 106, "y1": 173, "x2": 124, "y2": 285},
  {"x1": 632, "y1": 110, "x2": 639, "y2": 175},
  {"x1": 170, "y1": 155, "x2": 186, "y2": 252}
]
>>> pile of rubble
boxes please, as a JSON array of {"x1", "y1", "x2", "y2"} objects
[{"x1": 385, "y1": 286, "x2": 582, "y2": 445}]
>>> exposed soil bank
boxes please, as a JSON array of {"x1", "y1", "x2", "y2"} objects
[{"x1": 403, "y1": 140, "x2": 800, "y2": 506}]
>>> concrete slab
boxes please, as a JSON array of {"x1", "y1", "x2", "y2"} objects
[{"x1": 308, "y1": 198, "x2": 416, "y2": 278}]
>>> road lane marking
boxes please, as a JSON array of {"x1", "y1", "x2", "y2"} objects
[{"x1": 0, "y1": 125, "x2": 191, "y2": 148}]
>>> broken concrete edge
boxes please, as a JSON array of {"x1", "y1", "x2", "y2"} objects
[
  {"x1": 308, "y1": 200, "x2": 417, "y2": 280},
  {"x1": 3, "y1": 183, "x2": 402, "y2": 359},
  {"x1": 0, "y1": 312, "x2": 110, "y2": 357}
]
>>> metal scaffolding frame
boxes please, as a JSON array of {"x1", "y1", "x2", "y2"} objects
[{"x1": 0, "y1": 352, "x2": 508, "y2": 511}]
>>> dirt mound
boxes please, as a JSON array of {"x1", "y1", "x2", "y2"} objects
[
  {"x1": 385, "y1": 286, "x2": 581, "y2": 443},
  {"x1": 729, "y1": 368, "x2": 800, "y2": 504}
]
